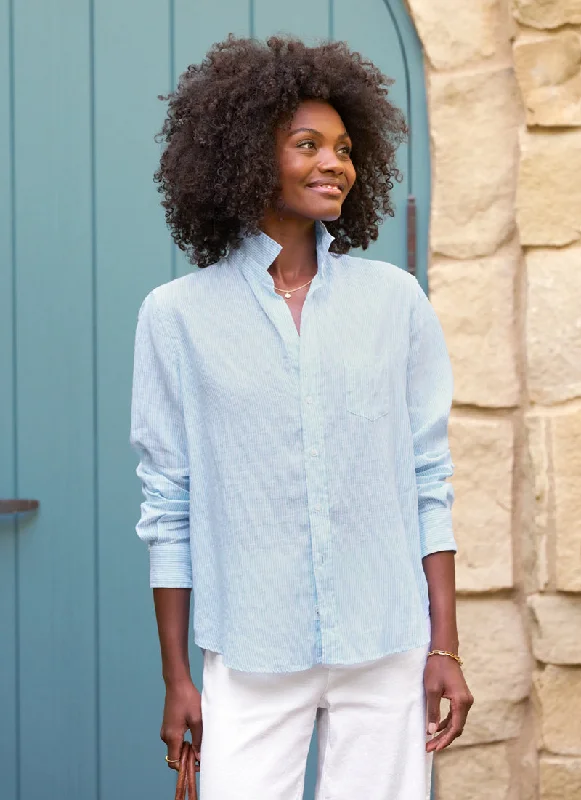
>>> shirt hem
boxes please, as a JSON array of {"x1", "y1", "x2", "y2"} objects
[{"x1": 193, "y1": 633, "x2": 431, "y2": 674}]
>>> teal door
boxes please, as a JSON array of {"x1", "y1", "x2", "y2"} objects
[{"x1": 0, "y1": 2, "x2": 429, "y2": 798}]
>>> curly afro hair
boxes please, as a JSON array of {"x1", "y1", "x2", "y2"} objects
[{"x1": 154, "y1": 34, "x2": 408, "y2": 268}]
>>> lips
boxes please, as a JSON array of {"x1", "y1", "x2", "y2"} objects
[{"x1": 307, "y1": 182, "x2": 344, "y2": 196}]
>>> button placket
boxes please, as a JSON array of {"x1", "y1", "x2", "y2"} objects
[{"x1": 298, "y1": 297, "x2": 336, "y2": 659}]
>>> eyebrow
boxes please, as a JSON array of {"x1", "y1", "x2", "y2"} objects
[{"x1": 288, "y1": 127, "x2": 351, "y2": 140}]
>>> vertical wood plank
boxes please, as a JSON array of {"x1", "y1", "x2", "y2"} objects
[
  {"x1": 253, "y1": 0, "x2": 331, "y2": 43},
  {"x1": 93, "y1": 2, "x2": 176, "y2": 797},
  {"x1": 334, "y1": 0, "x2": 410, "y2": 272},
  {"x1": 0, "y1": 1, "x2": 17, "y2": 797},
  {"x1": 12, "y1": 0, "x2": 97, "y2": 798},
  {"x1": 173, "y1": 0, "x2": 251, "y2": 277},
  {"x1": 174, "y1": 0, "x2": 250, "y2": 79},
  {"x1": 384, "y1": 0, "x2": 430, "y2": 292}
]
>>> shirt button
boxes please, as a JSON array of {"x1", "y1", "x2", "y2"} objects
[
  {"x1": 305, "y1": 395, "x2": 313, "y2": 404},
  {"x1": 314, "y1": 504, "x2": 322, "y2": 512},
  {"x1": 310, "y1": 448, "x2": 319, "y2": 457}
]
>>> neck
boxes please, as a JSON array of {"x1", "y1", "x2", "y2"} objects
[{"x1": 260, "y1": 214, "x2": 318, "y2": 288}]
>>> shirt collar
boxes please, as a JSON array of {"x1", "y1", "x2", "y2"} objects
[{"x1": 230, "y1": 219, "x2": 335, "y2": 288}]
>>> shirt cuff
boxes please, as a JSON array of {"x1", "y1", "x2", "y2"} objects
[
  {"x1": 419, "y1": 509, "x2": 458, "y2": 558},
  {"x1": 149, "y1": 541, "x2": 193, "y2": 588}
]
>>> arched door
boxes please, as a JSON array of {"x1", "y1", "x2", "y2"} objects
[{"x1": 0, "y1": 2, "x2": 430, "y2": 799}]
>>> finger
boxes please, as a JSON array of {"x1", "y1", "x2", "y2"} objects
[
  {"x1": 425, "y1": 684, "x2": 441, "y2": 736},
  {"x1": 426, "y1": 717, "x2": 454, "y2": 752},
  {"x1": 430, "y1": 696, "x2": 469, "y2": 752},
  {"x1": 189, "y1": 718, "x2": 203, "y2": 769},
  {"x1": 437, "y1": 711, "x2": 451, "y2": 733},
  {"x1": 165, "y1": 735, "x2": 184, "y2": 771}
]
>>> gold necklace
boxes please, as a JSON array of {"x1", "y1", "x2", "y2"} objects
[{"x1": 272, "y1": 277, "x2": 315, "y2": 299}]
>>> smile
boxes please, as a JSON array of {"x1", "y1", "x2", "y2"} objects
[{"x1": 307, "y1": 184, "x2": 343, "y2": 196}]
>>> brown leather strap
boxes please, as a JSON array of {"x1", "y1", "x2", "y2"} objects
[
  {"x1": 187, "y1": 745, "x2": 197, "y2": 800},
  {"x1": 174, "y1": 742, "x2": 198, "y2": 800}
]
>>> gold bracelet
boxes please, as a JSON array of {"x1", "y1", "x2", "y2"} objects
[{"x1": 427, "y1": 649, "x2": 463, "y2": 666}]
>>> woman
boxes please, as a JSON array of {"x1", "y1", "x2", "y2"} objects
[{"x1": 130, "y1": 34, "x2": 473, "y2": 800}]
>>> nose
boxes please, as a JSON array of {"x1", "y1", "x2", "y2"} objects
[{"x1": 317, "y1": 147, "x2": 345, "y2": 174}]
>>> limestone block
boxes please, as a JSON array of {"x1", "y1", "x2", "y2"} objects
[
  {"x1": 517, "y1": 130, "x2": 581, "y2": 247},
  {"x1": 513, "y1": 0, "x2": 581, "y2": 29},
  {"x1": 449, "y1": 416, "x2": 514, "y2": 592},
  {"x1": 408, "y1": 0, "x2": 512, "y2": 70},
  {"x1": 430, "y1": 68, "x2": 522, "y2": 259},
  {"x1": 534, "y1": 665, "x2": 581, "y2": 755},
  {"x1": 454, "y1": 599, "x2": 531, "y2": 745},
  {"x1": 429, "y1": 239, "x2": 521, "y2": 408},
  {"x1": 529, "y1": 594, "x2": 581, "y2": 664},
  {"x1": 526, "y1": 246, "x2": 581, "y2": 403},
  {"x1": 435, "y1": 742, "x2": 511, "y2": 799},
  {"x1": 518, "y1": 720, "x2": 541, "y2": 800},
  {"x1": 514, "y1": 32, "x2": 581, "y2": 127},
  {"x1": 552, "y1": 406, "x2": 581, "y2": 591},
  {"x1": 524, "y1": 415, "x2": 550, "y2": 593},
  {"x1": 540, "y1": 756, "x2": 581, "y2": 800}
]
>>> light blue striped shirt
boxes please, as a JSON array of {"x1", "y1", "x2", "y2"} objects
[{"x1": 130, "y1": 220, "x2": 457, "y2": 673}]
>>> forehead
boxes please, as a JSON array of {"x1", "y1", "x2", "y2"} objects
[{"x1": 283, "y1": 99, "x2": 347, "y2": 133}]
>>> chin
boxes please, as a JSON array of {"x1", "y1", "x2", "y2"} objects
[
  {"x1": 304, "y1": 202, "x2": 343, "y2": 222},
  {"x1": 317, "y1": 208, "x2": 342, "y2": 222}
]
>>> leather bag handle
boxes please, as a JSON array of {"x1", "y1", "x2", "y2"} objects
[{"x1": 174, "y1": 741, "x2": 198, "y2": 800}]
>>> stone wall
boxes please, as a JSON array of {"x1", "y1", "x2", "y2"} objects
[{"x1": 405, "y1": 1, "x2": 581, "y2": 797}]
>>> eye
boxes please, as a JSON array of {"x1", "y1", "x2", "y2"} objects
[
  {"x1": 297, "y1": 139, "x2": 316, "y2": 149},
  {"x1": 339, "y1": 145, "x2": 352, "y2": 156}
]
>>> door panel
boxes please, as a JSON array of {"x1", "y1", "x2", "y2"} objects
[
  {"x1": 93, "y1": 2, "x2": 177, "y2": 797},
  {"x1": 334, "y1": 0, "x2": 409, "y2": 272},
  {"x1": 388, "y1": 0, "x2": 431, "y2": 292},
  {"x1": 254, "y1": 0, "x2": 331, "y2": 43},
  {"x1": 0, "y1": 2, "x2": 17, "y2": 798},
  {"x1": 173, "y1": 0, "x2": 251, "y2": 280},
  {"x1": 11, "y1": 1, "x2": 98, "y2": 798},
  {"x1": 0, "y1": 2, "x2": 429, "y2": 798}
]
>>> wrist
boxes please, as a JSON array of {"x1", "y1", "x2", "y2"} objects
[
  {"x1": 163, "y1": 666, "x2": 192, "y2": 688},
  {"x1": 429, "y1": 631, "x2": 459, "y2": 654}
]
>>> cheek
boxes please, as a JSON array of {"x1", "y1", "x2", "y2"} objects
[
  {"x1": 347, "y1": 164, "x2": 357, "y2": 189},
  {"x1": 279, "y1": 152, "x2": 308, "y2": 185}
]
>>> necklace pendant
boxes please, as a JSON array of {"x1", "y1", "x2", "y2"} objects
[{"x1": 284, "y1": 292, "x2": 292, "y2": 299}]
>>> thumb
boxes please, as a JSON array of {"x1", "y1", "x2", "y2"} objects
[
  {"x1": 189, "y1": 718, "x2": 203, "y2": 762},
  {"x1": 425, "y1": 686, "x2": 441, "y2": 736}
]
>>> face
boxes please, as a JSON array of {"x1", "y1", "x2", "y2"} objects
[{"x1": 272, "y1": 99, "x2": 356, "y2": 222}]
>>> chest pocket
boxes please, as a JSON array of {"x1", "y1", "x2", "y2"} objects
[{"x1": 343, "y1": 357, "x2": 390, "y2": 421}]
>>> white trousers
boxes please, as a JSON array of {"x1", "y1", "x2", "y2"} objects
[{"x1": 199, "y1": 644, "x2": 433, "y2": 800}]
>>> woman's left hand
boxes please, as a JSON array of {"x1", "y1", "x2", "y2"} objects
[{"x1": 424, "y1": 654, "x2": 474, "y2": 753}]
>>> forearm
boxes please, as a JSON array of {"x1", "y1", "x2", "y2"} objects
[
  {"x1": 153, "y1": 588, "x2": 192, "y2": 685},
  {"x1": 422, "y1": 550, "x2": 459, "y2": 653}
]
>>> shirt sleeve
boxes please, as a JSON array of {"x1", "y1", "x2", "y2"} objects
[
  {"x1": 407, "y1": 279, "x2": 457, "y2": 558},
  {"x1": 129, "y1": 289, "x2": 192, "y2": 588}
]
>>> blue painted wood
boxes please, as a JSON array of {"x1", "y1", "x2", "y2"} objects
[
  {"x1": 93, "y1": 2, "x2": 177, "y2": 798},
  {"x1": 253, "y1": 0, "x2": 331, "y2": 43},
  {"x1": 0, "y1": 2, "x2": 17, "y2": 798},
  {"x1": 11, "y1": 1, "x2": 97, "y2": 798},
  {"x1": 173, "y1": 0, "x2": 251, "y2": 280},
  {"x1": 334, "y1": 0, "x2": 410, "y2": 279},
  {"x1": 382, "y1": 0, "x2": 431, "y2": 294}
]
